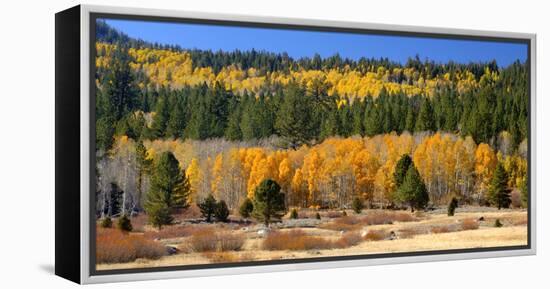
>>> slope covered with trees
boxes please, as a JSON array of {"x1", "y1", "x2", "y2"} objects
[{"x1": 94, "y1": 20, "x2": 528, "y2": 222}]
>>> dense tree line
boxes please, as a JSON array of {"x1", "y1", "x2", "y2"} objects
[
  {"x1": 96, "y1": 45, "x2": 528, "y2": 152},
  {"x1": 94, "y1": 21, "x2": 529, "y2": 221},
  {"x1": 96, "y1": 20, "x2": 506, "y2": 79}
]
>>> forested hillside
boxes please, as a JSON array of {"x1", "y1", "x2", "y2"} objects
[{"x1": 94, "y1": 20, "x2": 528, "y2": 219}]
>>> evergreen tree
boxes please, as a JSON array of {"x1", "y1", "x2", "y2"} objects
[
  {"x1": 404, "y1": 106, "x2": 416, "y2": 132},
  {"x1": 145, "y1": 151, "x2": 191, "y2": 229},
  {"x1": 252, "y1": 179, "x2": 286, "y2": 227},
  {"x1": 117, "y1": 214, "x2": 133, "y2": 232},
  {"x1": 225, "y1": 100, "x2": 243, "y2": 141},
  {"x1": 215, "y1": 200, "x2": 230, "y2": 222},
  {"x1": 149, "y1": 94, "x2": 170, "y2": 138},
  {"x1": 275, "y1": 83, "x2": 317, "y2": 149},
  {"x1": 393, "y1": 154, "x2": 413, "y2": 189},
  {"x1": 447, "y1": 197, "x2": 458, "y2": 216},
  {"x1": 198, "y1": 194, "x2": 217, "y2": 223},
  {"x1": 363, "y1": 99, "x2": 381, "y2": 137},
  {"x1": 415, "y1": 97, "x2": 436, "y2": 132},
  {"x1": 520, "y1": 177, "x2": 528, "y2": 208},
  {"x1": 350, "y1": 100, "x2": 365, "y2": 136},
  {"x1": 396, "y1": 165, "x2": 430, "y2": 212},
  {"x1": 352, "y1": 197, "x2": 364, "y2": 214},
  {"x1": 239, "y1": 197, "x2": 254, "y2": 219},
  {"x1": 165, "y1": 96, "x2": 186, "y2": 138},
  {"x1": 487, "y1": 162, "x2": 512, "y2": 209},
  {"x1": 135, "y1": 139, "x2": 151, "y2": 210}
]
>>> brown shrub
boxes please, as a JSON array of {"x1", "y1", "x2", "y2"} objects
[
  {"x1": 335, "y1": 231, "x2": 363, "y2": 248},
  {"x1": 461, "y1": 219, "x2": 480, "y2": 230},
  {"x1": 189, "y1": 228, "x2": 245, "y2": 252},
  {"x1": 218, "y1": 233, "x2": 246, "y2": 251},
  {"x1": 179, "y1": 204, "x2": 203, "y2": 219},
  {"x1": 96, "y1": 227, "x2": 166, "y2": 264},
  {"x1": 318, "y1": 217, "x2": 362, "y2": 232},
  {"x1": 364, "y1": 211, "x2": 416, "y2": 225},
  {"x1": 263, "y1": 230, "x2": 335, "y2": 251},
  {"x1": 363, "y1": 229, "x2": 387, "y2": 241}
]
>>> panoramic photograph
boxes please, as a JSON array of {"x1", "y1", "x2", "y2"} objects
[{"x1": 93, "y1": 18, "x2": 529, "y2": 271}]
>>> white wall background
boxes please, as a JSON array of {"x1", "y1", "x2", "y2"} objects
[{"x1": 0, "y1": 0, "x2": 546, "y2": 287}]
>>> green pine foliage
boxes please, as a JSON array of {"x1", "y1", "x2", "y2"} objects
[
  {"x1": 396, "y1": 165, "x2": 430, "y2": 212},
  {"x1": 448, "y1": 197, "x2": 459, "y2": 216},
  {"x1": 198, "y1": 194, "x2": 217, "y2": 223},
  {"x1": 144, "y1": 151, "x2": 191, "y2": 229},
  {"x1": 394, "y1": 154, "x2": 413, "y2": 189},
  {"x1": 239, "y1": 197, "x2": 254, "y2": 219},
  {"x1": 117, "y1": 215, "x2": 133, "y2": 232},
  {"x1": 488, "y1": 162, "x2": 512, "y2": 210},
  {"x1": 215, "y1": 200, "x2": 230, "y2": 222},
  {"x1": 290, "y1": 208, "x2": 298, "y2": 219},
  {"x1": 252, "y1": 179, "x2": 286, "y2": 227},
  {"x1": 100, "y1": 217, "x2": 113, "y2": 228},
  {"x1": 275, "y1": 83, "x2": 318, "y2": 149},
  {"x1": 352, "y1": 197, "x2": 364, "y2": 214}
]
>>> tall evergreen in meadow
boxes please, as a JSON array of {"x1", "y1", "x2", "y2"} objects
[
  {"x1": 145, "y1": 151, "x2": 191, "y2": 229},
  {"x1": 396, "y1": 165, "x2": 430, "y2": 212},
  {"x1": 487, "y1": 162, "x2": 512, "y2": 210}
]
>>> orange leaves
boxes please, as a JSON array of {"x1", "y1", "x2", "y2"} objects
[{"x1": 475, "y1": 143, "x2": 497, "y2": 197}]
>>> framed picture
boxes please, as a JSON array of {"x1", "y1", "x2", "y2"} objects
[{"x1": 55, "y1": 4, "x2": 536, "y2": 284}]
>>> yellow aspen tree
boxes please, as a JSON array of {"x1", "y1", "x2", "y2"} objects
[
  {"x1": 474, "y1": 143, "x2": 497, "y2": 201},
  {"x1": 186, "y1": 158, "x2": 202, "y2": 203},
  {"x1": 211, "y1": 153, "x2": 224, "y2": 199}
]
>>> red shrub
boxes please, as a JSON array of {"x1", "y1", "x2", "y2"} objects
[{"x1": 96, "y1": 227, "x2": 166, "y2": 264}]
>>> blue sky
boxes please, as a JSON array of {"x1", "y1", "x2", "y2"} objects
[{"x1": 101, "y1": 19, "x2": 527, "y2": 67}]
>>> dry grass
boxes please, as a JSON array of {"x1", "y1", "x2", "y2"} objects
[
  {"x1": 188, "y1": 227, "x2": 245, "y2": 252},
  {"x1": 144, "y1": 225, "x2": 202, "y2": 240},
  {"x1": 320, "y1": 211, "x2": 417, "y2": 232},
  {"x1": 398, "y1": 227, "x2": 422, "y2": 239},
  {"x1": 96, "y1": 209, "x2": 528, "y2": 270},
  {"x1": 263, "y1": 229, "x2": 363, "y2": 251},
  {"x1": 96, "y1": 228, "x2": 166, "y2": 264}
]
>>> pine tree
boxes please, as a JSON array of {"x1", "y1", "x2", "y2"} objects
[
  {"x1": 415, "y1": 97, "x2": 436, "y2": 132},
  {"x1": 520, "y1": 177, "x2": 528, "y2": 208},
  {"x1": 145, "y1": 151, "x2": 191, "y2": 229},
  {"x1": 225, "y1": 101, "x2": 243, "y2": 141},
  {"x1": 239, "y1": 197, "x2": 254, "y2": 219},
  {"x1": 165, "y1": 97, "x2": 186, "y2": 138},
  {"x1": 198, "y1": 194, "x2": 217, "y2": 223},
  {"x1": 396, "y1": 165, "x2": 430, "y2": 212},
  {"x1": 215, "y1": 200, "x2": 230, "y2": 222},
  {"x1": 117, "y1": 214, "x2": 133, "y2": 232},
  {"x1": 394, "y1": 154, "x2": 413, "y2": 189},
  {"x1": 252, "y1": 179, "x2": 286, "y2": 227},
  {"x1": 448, "y1": 197, "x2": 458, "y2": 216},
  {"x1": 487, "y1": 162, "x2": 512, "y2": 210},
  {"x1": 149, "y1": 94, "x2": 170, "y2": 138},
  {"x1": 352, "y1": 197, "x2": 364, "y2": 214},
  {"x1": 275, "y1": 83, "x2": 317, "y2": 149},
  {"x1": 135, "y1": 139, "x2": 151, "y2": 210}
]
